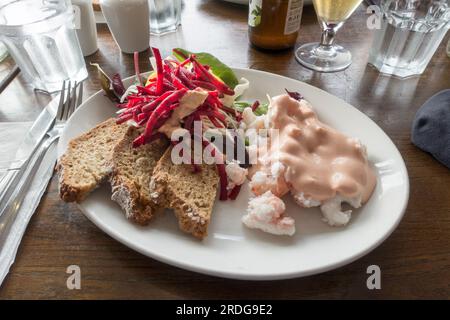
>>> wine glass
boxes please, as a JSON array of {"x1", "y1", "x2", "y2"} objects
[{"x1": 295, "y1": 0, "x2": 363, "y2": 72}]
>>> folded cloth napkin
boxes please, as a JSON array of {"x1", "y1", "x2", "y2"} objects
[
  {"x1": 411, "y1": 89, "x2": 450, "y2": 169},
  {"x1": 0, "y1": 122, "x2": 57, "y2": 286}
]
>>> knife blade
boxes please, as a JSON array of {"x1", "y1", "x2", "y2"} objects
[
  {"x1": 9, "y1": 97, "x2": 60, "y2": 169},
  {"x1": 0, "y1": 92, "x2": 60, "y2": 208}
]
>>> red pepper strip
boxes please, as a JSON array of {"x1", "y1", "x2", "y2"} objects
[
  {"x1": 163, "y1": 64, "x2": 174, "y2": 80},
  {"x1": 128, "y1": 95, "x2": 156, "y2": 102},
  {"x1": 141, "y1": 90, "x2": 174, "y2": 113},
  {"x1": 207, "y1": 114, "x2": 225, "y2": 128},
  {"x1": 192, "y1": 63, "x2": 209, "y2": 82},
  {"x1": 120, "y1": 105, "x2": 142, "y2": 117},
  {"x1": 164, "y1": 60, "x2": 175, "y2": 70},
  {"x1": 134, "y1": 52, "x2": 142, "y2": 86},
  {"x1": 181, "y1": 66, "x2": 196, "y2": 79},
  {"x1": 207, "y1": 108, "x2": 226, "y2": 123},
  {"x1": 201, "y1": 138, "x2": 228, "y2": 201},
  {"x1": 179, "y1": 58, "x2": 191, "y2": 68},
  {"x1": 189, "y1": 55, "x2": 235, "y2": 96},
  {"x1": 228, "y1": 184, "x2": 241, "y2": 200},
  {"x1": 208, "y1": 90, "x2": 219, "y2": 97},
  {"x1": 142, "y1": 89, "x2": 187, "y2": 139},
  {"x1": 133, "y1": 135, "x2": 145, "y2": 147},
  {"x1": 251, "y1": 100, "x2": 260, "y2": 112},
  {"x1": 191, "y1": 80, "x2": 217, "y2": 91},
  {"x1": 137, "y1": 113, "x2": 148, "y2": 123},
  {"x1": 173, "y1": 48, "x2": 189, "y2": 60},
  {"x1": 137, "y1": 86, "x2": 157, "y2": 95},
  {"x1": 163, "y1": 78, "x2": 176, "y2": 90},
  {"x1": 134, "y1": 107, "x2": 175, "y2": 147},
  {"x1": 172, "y1": 75, "x2": 188, "y2": 90},
  {"x1": 153, "y1": 104, "x2": 177, "y2": 130},
  {"x1": 116, "y1": 113, "x2": 133, "y2": 124},
  {"x1": 176, "y1": 68, "x2": 196, "y2": 89},
  {"x1": 152, "y1": 47, "x2": 165, "y2": 95}
]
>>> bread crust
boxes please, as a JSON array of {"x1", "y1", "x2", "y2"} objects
[
  {"x1": 110, "y1": 126, "x2": 168, "y2": 225},
  {"x1": 57, "y1": 118, "x2": 130, "y2": 202},
  {"x1": 150, "y1": 147, "x2": 219, "y2": 239}
]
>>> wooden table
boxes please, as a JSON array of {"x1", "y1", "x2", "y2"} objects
[{"x1": 0, "y1": 0, "x2": 449, "y2": 299}]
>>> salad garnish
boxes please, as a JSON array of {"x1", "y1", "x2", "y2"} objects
[{"x1": 95, "y1": 47, "x2": 273, "y2": 201}]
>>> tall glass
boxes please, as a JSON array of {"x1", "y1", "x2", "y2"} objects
[
  {"x1": 368, "y1": 0, "x2": 450, "y2": 78},
  {"x1": 0, "y1": 0, "x2": 87, "y2": 93},
  {"x1": 149, "y1": 0, "x2": 181, "y2": 35},
  {"x1": 295, "y1": 0, "x2": 362, "y2": 72}
]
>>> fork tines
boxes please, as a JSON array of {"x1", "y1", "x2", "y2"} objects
[{"x1": 58, "y1": 80, "x2": 84, "y2": 121}]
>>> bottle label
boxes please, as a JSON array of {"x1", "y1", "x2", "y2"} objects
[
  {"x1": 248, "y1": 0, "x2": 262, "y2": 27},
  {"x1": 284, "y1": 0, "x2": 303, "y2": 35}
]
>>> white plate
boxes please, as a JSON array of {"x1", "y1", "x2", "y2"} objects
[{"x1": 58, "y1": 68, "x2": 409, "y2": 280}]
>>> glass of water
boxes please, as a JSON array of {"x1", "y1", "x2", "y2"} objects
[
  {"x1": 149, "y1": 0, "x2": 181, "y2": 35},
  {"x1": 0, "y1": 0, "x2": 87, "y2": 93},
  {"x1": 368, "y1": 0, "x2": 450, "y2": 78}
]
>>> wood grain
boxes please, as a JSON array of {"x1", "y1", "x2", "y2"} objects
[{"x1": 0, "y1": 0, "x2": 449, "y2": 299}]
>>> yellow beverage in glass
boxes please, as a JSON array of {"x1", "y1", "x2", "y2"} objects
[
  {"x1": 313, "y1": 0, "x2": 363, "y2": 23},
  {"x1": 295, "y1": 0, "x2": 363, "y2": 72}
]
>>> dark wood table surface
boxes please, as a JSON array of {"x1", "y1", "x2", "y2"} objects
[{"x1": 0, "y1": 0, "x2": 449, "y2": 299}]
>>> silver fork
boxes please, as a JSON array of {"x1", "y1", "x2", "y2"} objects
[
  {"x1": 0, "y1": 81, "x2": 68, "y2": 212},
  {"x1": 0, "y1": 80, "x2": 83, "y2": 244}
]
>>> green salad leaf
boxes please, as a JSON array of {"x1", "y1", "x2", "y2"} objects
[
  {"x1": 233, "y1": 101, "x2": 268, "y2": 116},
  {"x1": 172, "y1": 48, "x2": 239, "y2": 89}
]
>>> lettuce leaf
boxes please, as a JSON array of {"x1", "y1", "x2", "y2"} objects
[
  {"x1": 172, "y1": 48, "x2": 239, "y2": 89},
  {"x1": 233, "y1": 101, "x2": 268, "y2": 116}
]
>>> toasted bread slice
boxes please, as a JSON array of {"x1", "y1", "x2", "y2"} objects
[
  {"x1": 58, "y1": 118, "x2": 130, "y2": 202},
  {"x1": 110, "y1": 126, "x2": 168, "y2": 225},
  {"x1": 150, "y1": 147, "x2": 219, "y2": 239}
]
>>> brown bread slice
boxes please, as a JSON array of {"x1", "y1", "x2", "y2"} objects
[
  {"x1": 150, "y1": 147, "x2": 219, "y2": 239},
  {"x1": 58, "y1": 118, "x2": 130, "y2": 202},
  {"x1": 110, "y1": 126, "x2": 168, "y2": 225}
]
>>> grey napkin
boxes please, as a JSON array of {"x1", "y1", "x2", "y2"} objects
[
  {"x1": 411, "y1": 89, "x2": 450, "y2": 169},
  {"x1": 0, "y1": 122, "x2": 57, "y2": 286}
]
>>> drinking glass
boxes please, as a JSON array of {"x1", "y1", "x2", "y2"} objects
[
  {"x1": 0, "y1": 0, "x2": 87, "y2": 93},
  {"x1": 149, "y1": 0, "x2": 181, "y2": 35},
  {"x1": 295, "y1": 0, "x2": 363, "y2": 72},
  {"x1": 368, "y1": 0, "x2": 450, "y2": 78}
]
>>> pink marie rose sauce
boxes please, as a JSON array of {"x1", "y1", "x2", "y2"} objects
[{"x1": 251, "y1": 94, "x2": 377, "y2": 205}]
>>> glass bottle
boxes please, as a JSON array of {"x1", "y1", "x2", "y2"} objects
[{"x1": 248, "y1": 0, "x2": 304, "y2": 50}]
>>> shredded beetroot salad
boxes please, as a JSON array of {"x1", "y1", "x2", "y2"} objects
[{"x1": 115, "y1": 47, "x2": 244, "y2": 201}]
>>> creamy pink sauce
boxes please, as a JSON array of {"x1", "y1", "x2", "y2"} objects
[{"x1": 252, "y1": 94, "x2": 377, "y2": 204}]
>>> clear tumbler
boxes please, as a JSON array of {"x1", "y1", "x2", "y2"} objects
[
  {"x1": 0, "y1": 0, "x2": 87, "y2": 92},
  {"x1": 368, "y1": 0, "x2": 450, "y2": 78},
  {"x1": 149, "y1": 0, "x2": 181, "y2": 35}
]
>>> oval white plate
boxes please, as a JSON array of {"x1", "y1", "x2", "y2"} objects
[{"x1": 58, "y1": 68, "x2": 409, "y2": 280}]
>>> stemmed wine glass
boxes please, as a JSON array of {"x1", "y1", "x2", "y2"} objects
[{"x1": 295, "y1": 0, "x2": 363, "y2": 72}]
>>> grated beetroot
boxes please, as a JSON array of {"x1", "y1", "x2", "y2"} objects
[{"x1": 116, "y1": 49, "x2": 245, "y2": 200}]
